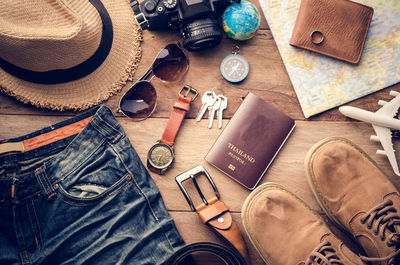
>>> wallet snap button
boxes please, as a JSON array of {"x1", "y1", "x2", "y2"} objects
[{"x1": 311, "y1": 30, "x2": 324, "y2": 45}]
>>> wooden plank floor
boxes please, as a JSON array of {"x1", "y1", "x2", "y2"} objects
[{"x1": 1, "y1": 1, "x2": 399, "y2": 263}]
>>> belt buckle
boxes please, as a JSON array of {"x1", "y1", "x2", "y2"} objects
[
  {"x1": 178, "y1": 85, "x2": 198, "y2": 102},
  {"x1": 175, "y1": 165, "x2": 220, "y2": 211}
]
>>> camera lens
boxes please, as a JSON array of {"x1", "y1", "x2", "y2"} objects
[{"x1": 182, "y1": 16, "x2": 223, "y2": 52}]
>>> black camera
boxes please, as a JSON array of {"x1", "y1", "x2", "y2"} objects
[{"x1": 130, "y1": 0, "x2": 239, "y2": 51}]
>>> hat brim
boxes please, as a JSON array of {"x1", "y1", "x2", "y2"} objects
[{"x1": 0, "y1": 0, "x2": 142, "y2": 111}]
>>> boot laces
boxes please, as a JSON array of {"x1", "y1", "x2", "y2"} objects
[
  {"x1": 361, "y1": 199, "x2": 400, "y2": 246},
  {"x1": 305, "y1": 241, "x2": 344, "y2": 265},
  {"x1": 359, "y1": 199, "x2": 400, "y2": 264}
]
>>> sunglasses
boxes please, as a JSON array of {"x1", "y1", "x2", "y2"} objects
[{"x1": 117, "y1": 43, "x2": 189, "y2": 121}]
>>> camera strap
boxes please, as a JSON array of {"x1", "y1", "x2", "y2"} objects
[
  {"x1": 129, "y1": 0, "x2": 149, "y2": 29},
  {"x1": 129, "y1": 0, "x2": 141, "y2": 14}
]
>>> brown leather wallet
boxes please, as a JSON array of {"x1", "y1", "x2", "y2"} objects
[
  {"x1": 175, "y1": 166, "x2": 250, "y2": 264},
  {"x1": 290, "y1": 0, "x2": 373, "y2": 64}
]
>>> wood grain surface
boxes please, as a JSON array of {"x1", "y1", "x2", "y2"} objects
[{"x1": 1, "y1": 0, "x2": 399, "y2": 263}]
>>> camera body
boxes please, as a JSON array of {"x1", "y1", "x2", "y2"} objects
[{"x1": 132, "y1": 0, "x2": 239, "y2": 51}]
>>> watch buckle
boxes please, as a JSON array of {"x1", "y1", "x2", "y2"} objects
[
  {"x1": 175, "y1": 165, "x2": 220, "y2": 211},
  {"x1": 178, "y1": 85, "x2": 198, "y2": 102}
]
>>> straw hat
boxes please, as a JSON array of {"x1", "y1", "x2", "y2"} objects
[{"x1": 0, "y1": 0, "x2": 142, "y2": 111}]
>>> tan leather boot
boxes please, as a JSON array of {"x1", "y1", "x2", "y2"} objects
[
  {"x1": 242, "y1": 182, "x2": 365, "y2": 265},
  {"x1": 305, "y1": 137, "x2": 400, "y2": 264}
]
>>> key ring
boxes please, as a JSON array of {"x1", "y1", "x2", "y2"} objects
[{"x1": 232, "y1": 44, "x2": 240, "y2": 55}]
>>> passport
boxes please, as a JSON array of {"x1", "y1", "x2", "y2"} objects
[{"x1": 205, "y1": 93, "x2": 296, "y2": 190}]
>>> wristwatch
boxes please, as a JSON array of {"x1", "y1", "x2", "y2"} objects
[{"x1": 147, "y1": 85, "x2": 198, "y2": 174}]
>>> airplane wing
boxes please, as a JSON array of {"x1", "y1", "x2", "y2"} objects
[
  {"x1": 372, "y1": 125, "x2": 400, "y2": 176},
  {"x1": 376, "y1": 92, "x2": 400, "y2": 117}
]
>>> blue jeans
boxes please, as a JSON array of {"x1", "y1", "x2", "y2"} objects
[{"x1": 0, "y1": 106, "x2": 184, "y2": 265}]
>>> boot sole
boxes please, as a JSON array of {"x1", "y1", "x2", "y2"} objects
[
  {"x1": 241, "y1": 182, "x2": 327, "y2": 265},
  {"x1": 304, "y1": 137, "x2": 392, "y2": 234}
]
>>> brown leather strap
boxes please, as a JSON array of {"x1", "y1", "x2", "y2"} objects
[
  {"x1": 148, "y1": 166, "x2": 162, "y2": 175},
  {"x1": 160, "y1": 94, "x2": 192, "y2": 146},
  {"x1": 195, "y1": 197, "x2": 250, "y2": 264}
]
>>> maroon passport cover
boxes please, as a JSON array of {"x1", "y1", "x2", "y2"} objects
[{"x1": 205, "y1": 93, "x2": 296, "y2": 190}]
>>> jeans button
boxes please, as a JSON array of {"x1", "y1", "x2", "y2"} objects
[
  {"x1": 126, "y1": 175, "x2": 132, "y2": 181},
  {"x1": 53, "y1": 183, "x2": 59, "y2": 190}
]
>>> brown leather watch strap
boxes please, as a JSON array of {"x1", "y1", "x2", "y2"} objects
[
  {"x1": 160, "y1": 94, "x2": 191, "y2": 146},
  {"x1": 195, "y1": 196, "x2": 250, "y2": 264},
  {"x1": 148, "y1": 165, "x2": 162, "y2": 174}
]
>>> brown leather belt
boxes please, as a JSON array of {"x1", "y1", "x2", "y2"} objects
[{"x1": 175, "y1": 165, "x2": 249, "y2": 264}]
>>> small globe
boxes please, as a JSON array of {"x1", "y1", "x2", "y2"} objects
[{"x1": 222, "y1": 0, "x2": 261, "y2": 41}]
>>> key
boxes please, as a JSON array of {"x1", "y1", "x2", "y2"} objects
[
  {"x1": 208, "y1": 96, "x2": 222, "y2": 129},
  {"x1": 217, "y1": 95, "x2": 227, "y2": 129},
  {"x1": 196, "y1": 91, "x2": 216, "y2": 122}
]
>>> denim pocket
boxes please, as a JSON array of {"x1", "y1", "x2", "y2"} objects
[{"x1": 55, "y1": 140, "x2": 133, "y2": 206}]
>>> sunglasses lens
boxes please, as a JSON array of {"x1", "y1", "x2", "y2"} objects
[
  {"x1": 119, "y1": 81, "x2": 157, "y2": 121},
  {"x1": 153, "y1": 44, "x2": 188, "y2": 81}
]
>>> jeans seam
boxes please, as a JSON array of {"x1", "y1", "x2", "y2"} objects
[
  {"x1": 31, "y1": 198, "x2": 43, "y2": 247},
  {"x1": 35, "y1": 171, "x2": 50, "y2": 197},
  {"x1": 25, "y1": 201, "x2": 38, "y2": 249},
  {"x1": 17, "y1": 220, "x2": 27, "y2": 253},
  {"x1": 109, "y1": 143, "x2": 176, "y2": 249},
  {"x1": 17, "y1": 191, "x2": 41, "y2": 202},
  {"x1": 19, "y1": 250, "x2": 30, "y2": 265},
  {"x1": 92, "y1": 116, "x2": 121, "y2": 141},
  {"x1": 92, "y1": 117, "x2": 113, "y2": 137},
  {"x1": 41, "y1": 170, "x2": 54, "y2": 197}
]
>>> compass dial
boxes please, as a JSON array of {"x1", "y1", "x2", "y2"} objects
[{"x1": 220, "y1": 54, "x2": 249, "y2": 83}]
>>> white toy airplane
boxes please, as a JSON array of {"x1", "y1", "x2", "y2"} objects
[{"x1": 339, "y1": 90, "x2": 400, "y2": 176}]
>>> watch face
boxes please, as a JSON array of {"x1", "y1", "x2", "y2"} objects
[{"x1": 148, "y1": 143, "x2": 174, "y2": 169}]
